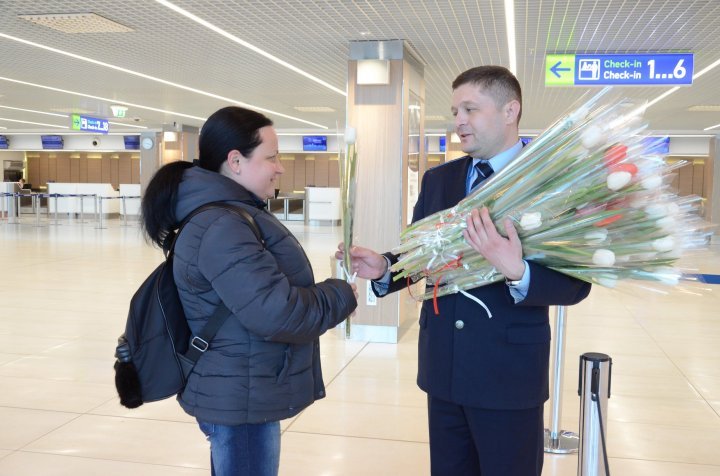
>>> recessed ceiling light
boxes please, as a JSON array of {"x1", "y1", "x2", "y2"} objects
[
  {"x1": 688, "y1": 105, "x2": 720, "y2": 112},
  {"x1": 18, "y1": 13, "x2": 133, "y2": 33},
  {"x1": 293, "y1": 106, "x2": 336, "y2": 112},
  {"x1": 360, "y1": 31, "x2": 372, "y2": 36}
]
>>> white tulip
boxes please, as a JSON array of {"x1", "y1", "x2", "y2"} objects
[
  {"x1": 519, "y1": 212, "x2": 543, "y2": 231},
  {"x1": 666, "y1": 202, "x2": 680, "y2": 216},
  {"x1": 652, "y1": 236, "x2": 675, "y2": 252},
  {"x1": 584, "y1": 228, "x2": 608, "y2": 243},
  {"x1": 607, "y1": 171, "x2": 632, "y2": 191},
  {"x1": 344, "y1": 127, "x2": 356, "y2": 144},
  {"x1": 645, "y1": 203, "x2": 668, "y2": 217},
  {"x1": 641, "y1": 175, "x2": 663, "y2": 190},
  {"x1": 656, "y1": 216, "x2": 675, "y2": 232},
  {"x1": 581, "y1": 125, "x2": 606, "y2": 149},
  {"x1": 592, "y1": 249, "x2": 616, "y2": 267}
]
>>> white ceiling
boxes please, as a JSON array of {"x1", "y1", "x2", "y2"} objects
[{"x1": 1, "y1": 0, "x2": 719, "y2": 136}]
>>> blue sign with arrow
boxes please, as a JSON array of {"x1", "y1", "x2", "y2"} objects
[{"x1": 546, "y1": 53, "x2": 694, "y2": 86}]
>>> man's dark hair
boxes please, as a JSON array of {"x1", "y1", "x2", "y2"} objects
[{"x1": 452, "y1": 66, "x2": 522, "y2": 123}]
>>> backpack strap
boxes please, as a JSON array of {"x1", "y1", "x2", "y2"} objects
[{"x1": 166, "y1": 202, "x2": 265, "y2": 367}]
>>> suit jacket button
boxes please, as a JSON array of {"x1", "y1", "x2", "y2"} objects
[{"x1": 455, "y1": 320, "x2": 464, "y2": 330}]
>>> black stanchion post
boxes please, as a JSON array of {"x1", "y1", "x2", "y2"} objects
[{"x1": 578, "y1": 352, "x2": 612, "y2": 476}]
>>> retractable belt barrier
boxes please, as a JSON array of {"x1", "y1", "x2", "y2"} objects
[{"x1": 0, "y1": 192, "x2": 139, "y2": 228}]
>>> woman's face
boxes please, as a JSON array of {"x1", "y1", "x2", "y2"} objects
[{"x1": 229, "y1": 126, "x2": 284, "y2": 200}]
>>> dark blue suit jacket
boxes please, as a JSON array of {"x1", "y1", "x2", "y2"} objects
[{"x1": 383, "y1": 156, "x2": 591, "y2": 410}]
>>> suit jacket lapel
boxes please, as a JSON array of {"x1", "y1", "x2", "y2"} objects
[{"x1": 445, "y1": 156, "x2": 473, "y2": 207}]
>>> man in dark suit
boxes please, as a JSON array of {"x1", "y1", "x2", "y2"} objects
[{"x1": 337, "y1": 66, "x2": 591, "y2": 475}]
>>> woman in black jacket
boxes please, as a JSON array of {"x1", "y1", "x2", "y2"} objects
[{"x1": 141, "y1": 106, "x2": 357, "y2": 476}]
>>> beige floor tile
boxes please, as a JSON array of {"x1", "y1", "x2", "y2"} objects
[
  {"x1": 607, "y1": 421, "x2": 720, "y2": 465},
  {"x1": 2, "y1": 218, "x2": 720, "y2": 473},
  {"x1": 606, "y1": 372, "x2": 702, "y2": 399},
  {"x1": 0, "y1": 376, "x2": 116, "y2": 413},
  {"x1": 340, "y1": 354, "x2": 419, "y2": 381},
  {"x1": 0, "y1": 355, "x2": 112, "y2": 384},
  {"x1": 324, "y1": 374, "x2": 427, "y2": 408},
  {"x1": 686, "y1": 373, "x2": 720, "y2": 401},
  {"x1": 24, "y1": 414, "x2": 209, "y2": 468},
  {"x1": 279, "y1": 432, "x2": 429, "y2": 476},
  {"x1": 89, "y1": 396, "x2": 197, "y2": 423},
  {"x1": 0, "y1": 451, "x2": 208, "y2": 476},
  {"x1": 0, "y1": 353, "x2": 22, "y2": 366},
  {"x1": 0, "y1": 407, "x2": 78, "y2": 451},
  {"x1": 606, "y1": 458, "x2": 720, "y2": 476},
  {"x1": 608, "y1": 395, "x2": 720, "y2": 428},
  {"x1": 288, "y1": 399, "x2": 429, "y2": 443},
  {"x1": 0, "y1": 334, "x2": 76, "y2": 355}
]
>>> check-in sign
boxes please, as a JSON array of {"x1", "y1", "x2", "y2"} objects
[
  {"x1": 71, "y1": 114, "x2": 110, "y2": 134},
  {"x1": 546, "y1": 53, "x2": 693, "y2": 86}
]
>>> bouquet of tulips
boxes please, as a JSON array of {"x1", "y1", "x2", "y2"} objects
[{"x1": 391, "y1": 87, "x2": 712, "y2": 301}]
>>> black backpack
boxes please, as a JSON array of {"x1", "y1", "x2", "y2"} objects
[{"x1": 113, "y1": 202, "x2": 264, "y2": 409}]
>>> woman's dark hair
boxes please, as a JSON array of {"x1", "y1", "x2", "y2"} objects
[{"x1": 141, "y1": 106, "x2": 273, "y2": 248}]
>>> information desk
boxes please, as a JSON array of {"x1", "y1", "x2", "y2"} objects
[
  {"x1": 305, "y1": 187, "x2": 341, "y2": 224},
  {"x1": 48, "y1": 183, "x2": 118, "y2": 214},
  {"x1": 119, "y1": 184, "x2": 141, "y2": 215}
]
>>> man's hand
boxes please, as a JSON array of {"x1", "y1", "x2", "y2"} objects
[
  {"x1": 335, "y1": 243, "x2": 388, "y2": 280},
  {"x1": 463, "y1": 207, "x2": 525, "y2": 280}
]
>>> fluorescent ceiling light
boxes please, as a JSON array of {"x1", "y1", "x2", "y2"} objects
[
  {"x1": 643, "y1": 53, "x2": 720, "y2": 129},
  {"x1": 0, "y1": 116, "x2": 67, "y2": 128},
  {"x1": 0, "y1": 32, "x2": 327, "y2": 128},
  {"x1": 293, "y1": 106, "x2": 336, "y2": 112},
  {"x1": 0, "y1": 104, "x2": 147, "y2": 130},
  {"x1": 504, "y1": 0, "x2": 517, "y2": 74},
  {"x1": 703, "y1": 123, "x2": 720, "y2": 131},
  {"x1": 0, "y1": 75, "x2": 205, "y2": 121},
  {"x1": 688, "y1": 105, "x2": 720, "y2": 112},
  {"x1": 108, "y1": 121, "x2": 147, "y2": 129},
  {"x1": 0, "y1": 105, "x2": 67, "y2": 117},
  {"x1": 154, "y1": 0, "x2": 346, "y2": 97}
]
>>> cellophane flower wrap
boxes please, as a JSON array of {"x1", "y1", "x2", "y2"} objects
[
  {"x1": 391, "y1": 87, "x2": 712, "y2": 301},
  {"x1": 340, "y1": 126, "x2": 358, "y2": 337}
]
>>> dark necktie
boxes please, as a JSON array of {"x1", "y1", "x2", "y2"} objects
[{"x1": 470, "y1": 160, "x2": 494, "y2": 191}]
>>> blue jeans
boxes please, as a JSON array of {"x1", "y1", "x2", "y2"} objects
[{"x1": 198, "y1": 420, "x2": 281, "y2": 476}]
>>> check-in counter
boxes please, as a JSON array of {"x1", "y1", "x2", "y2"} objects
[
  {"x1": 119, "y1": 184, "x2": 141, "y2": 215},
  {"x1": 305, "y1": 187, "x2": 341, "y2": 224},
  {"x1": 48, "y1": 183, "x2": 119, "y2": 214}
]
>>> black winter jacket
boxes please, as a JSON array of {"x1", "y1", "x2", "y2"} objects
[{"x1": 173, "y1": 166, "x2": 356, "y2": 424}]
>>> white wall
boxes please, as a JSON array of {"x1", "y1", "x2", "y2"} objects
[{"x1": 2, "y1": 134, "x2": 135, "y2": 151}]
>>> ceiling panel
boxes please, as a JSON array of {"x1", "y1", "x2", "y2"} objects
[{"x1": 0, "y1": 0, "x2": 719, "y2": 134}]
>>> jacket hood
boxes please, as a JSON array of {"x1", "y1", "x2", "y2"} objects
[{"x1": 175, "y1": 166, "x2": 265, "y2": 222}]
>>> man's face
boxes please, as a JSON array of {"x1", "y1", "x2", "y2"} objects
[{"x1": 451, "y1": 83, "x2": 516, "y2": 159}]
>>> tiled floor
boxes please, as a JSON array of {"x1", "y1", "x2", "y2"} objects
[{"x1": 0, "y1": 215, "x2": 718, "y2": 475}]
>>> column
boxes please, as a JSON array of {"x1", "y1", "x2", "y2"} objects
[
  {"x1": 346, "y1": 40, "x2": 426, "y2": 343},
  {"x1": 707, "y1": 135, "x2": 720, "y2": 243}
]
